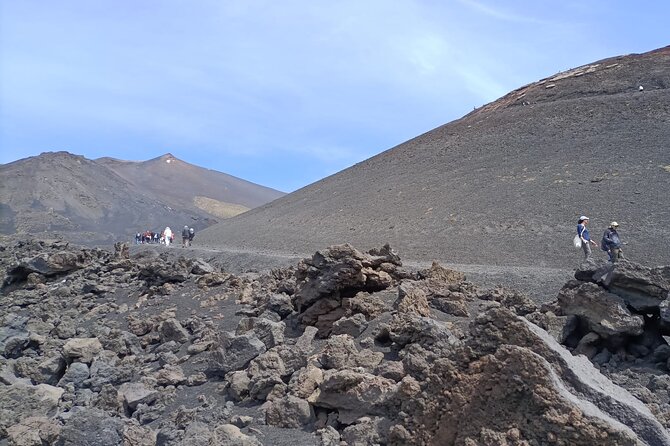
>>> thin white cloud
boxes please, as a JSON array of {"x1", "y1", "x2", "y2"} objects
[{"x1": 456, "y1": 0, "x2": 551, "y2": 24}]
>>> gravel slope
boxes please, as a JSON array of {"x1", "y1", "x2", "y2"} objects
[{"x1": 198, "y1": 46, "x2": 670, "y2": 269}]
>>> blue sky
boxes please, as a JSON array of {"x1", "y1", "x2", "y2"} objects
[{"x1": 1, "y1": 1, "x2": 667, "y2": 192}]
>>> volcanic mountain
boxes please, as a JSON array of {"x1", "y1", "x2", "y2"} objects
[
  {"x1": 97, "y1": 153, "x2": 284, "y2": 218},
  {"x1": 198, "y1": 46, "x2": 670, "y2": 268},
  {"x1": 0, "y1": 151, "x2": 284, "y2": 243}
]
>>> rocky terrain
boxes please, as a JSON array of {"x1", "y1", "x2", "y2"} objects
[
  {"x1": 197, "y1": 46, "x2": 670, "y2": 269},
  {"x1": 0, "y1": 152, "x2": 284, "y2": 244},
  {"x1": 2, "y1": 236, "x2": 670, "y2": 445}
]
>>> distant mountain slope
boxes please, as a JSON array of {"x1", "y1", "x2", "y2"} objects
[
  {"x1": 198, "y1": 46, "x2": 670, "y2": 268},
  {"x1": 0, "y1": 151, "x2": 284, "y2": 243},
  {"x1": 97, "y1": 153, "x2": 284, "y2": 212}
]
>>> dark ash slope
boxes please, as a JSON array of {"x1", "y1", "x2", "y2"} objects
[
  {"x1": 199, "y1": 46, "x2": 670, "y2": 268},
  {"x1": 97, "y1": 153, "x2": 285, "y2": 210}
]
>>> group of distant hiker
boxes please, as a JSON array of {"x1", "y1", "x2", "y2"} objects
[
  {"x1": 181, "y1": 225, "x2": 195, "y2": 247},
  {"x1": 576, "y1": 216, "x2": 624, "y2": 263},
  {"x1": 134, "y1": 225, "x2": 195, "y2": 247}
]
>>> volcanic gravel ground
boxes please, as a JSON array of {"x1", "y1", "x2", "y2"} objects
[{"x1": 164, "y1": 243, "x2": 574, "y2": 304}]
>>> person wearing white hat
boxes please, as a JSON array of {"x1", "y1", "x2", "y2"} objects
[
  {"x1": 577, "y1": 216, "x2": 598, "y2": 260},
  {"x1": 602, "y1": 221, "x2": 624, "y2": 262}
]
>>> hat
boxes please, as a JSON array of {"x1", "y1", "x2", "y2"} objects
[
  {"x1": 579, "y1": 216, "x2": 589, "y2": 220},
  {"x1": 610, "y1": 221, "x2": 619, "y2": 227}
]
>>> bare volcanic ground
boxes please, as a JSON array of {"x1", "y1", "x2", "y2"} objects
[
  {"x1": 197, "y1": 46, "x2": 670, "y2": 270},
  {"x1": 2, "y1": 237, "x2": 670, "y2": 445}
]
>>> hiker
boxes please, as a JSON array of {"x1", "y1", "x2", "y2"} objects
[
  {"x1": 577, "y1": 216, "x2": 598, "y2": 260},
  {"x1": 188, "y1": 226, "x2": 195, "y2": 245},
  {"x1": 135, "y1": 232, "x2": 141, "y2": 244},
  {"x1": 602, "y1": 221, "x2": 624, "y2": 262},
  {"x1": 164, "y1": 226, "x2": 173, "y2": 246},
  {"x1": 182, "y1": 225, "x2": 190, "y2": 247}
]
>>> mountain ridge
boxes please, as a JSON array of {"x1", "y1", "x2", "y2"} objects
[{"x1": 0, "y1": 151, "x2": 285, "y2": 243}]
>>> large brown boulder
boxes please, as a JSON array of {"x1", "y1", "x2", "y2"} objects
[
  {"x1": 423, "y1": 346, "x2": 645, "y2": 446},
  {"x1": 317, "y1": 335, "x2": 384, "y2": 371},
  {"x1": 307, "y1": 369, "x2": 397, "y2": 424},
  {"x1": 393, "y1": 308, "x2": 670, "y2": 445},
  {"x1": 263, "y1": 395, "x2": 315, "y2": 428},
  {"x1": 394, "y1": 282, "x2": 431, "y2": 317}
]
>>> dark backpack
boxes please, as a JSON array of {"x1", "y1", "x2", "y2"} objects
[{"x1": 601, "y1": 231, "x2": 609, "y2": 251}]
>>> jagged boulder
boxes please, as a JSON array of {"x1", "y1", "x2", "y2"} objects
[
  {"x1": 247, "y1": 350, "x2": 286, "y2": 401},
  {"x1": 154, "y1": 364, "x2": 186, "y2": 386},
  {"x1": 341, "y1": 416, "x2": 392, "y2": 446},
  {"x1": 462, "y1": 308, "x2": 670, "y2": 445},
  {"x1": 0, "y1": 313, "x2": 31, "y2": 358},
  {"x1": 478, "y1": 286, "x2": 538, "y2": 316},
  {"x1": 58, "y1": 361, "x2": 90, "y2": 388},
  {"x1": 225, "y1": 371, "x2": 251, "y2": 401},
  {"x1": 137, "y1": 258, "x2": 189, "y2": 286},
  {"x1": 6, "y1": 416, "x2": 61, "y2": 446},
  {"x1": 293, "y1": 244, "x2": 401, "y2": 336},
  {"x1": 62, "y1": 337, "x2": 103, "y2": 364},
  {"x1": 394, "y1": 282, "x2": 431, "y2": 317},
  {"x1": 188, "y1": 258, "x2": 215, "y2": 275},
  {"x1": 158, "y1": 318, "x2": 190, "y2": 344},
  {"x1": 54, "y1": 409, "x2": 156, "y2": 446},
  {"x1": 3, "y1": 250, "x2": 92, "y2": 286},
  {"x1": 418, "y1": 261, "x2": 466, "y2": 284},
  {"x1": 264, "y1": 395, "x2": 315, "y2": 428},
  {"x1": 195, "y1": 272, "x2": 229, "y2": 288},
  {"x1": 209, "y1": 332, "x2": 267, "y2": 375},
  {"x1": 118, "y1": 382, "x2": 158, "y2": 411},
  {"x1": 557, "y1": 281, "x2": 644, "y2": 337},
  {"x1": 331, "y1": 313, "x2": 368, "y2": 337},
  {"x1": 601, "y1": 261, "x2": 670, "y2": 312},
  {"x1": 252, "y1": 318, "x2": 285, "y2": 349},
  {"x1": 308, "y1": 369, "x2": 398, "y2": 424},
  {"x1": 317, "y1": 335, "x2": 383, "y2": 370},
  {"x1": 342, "y1": 291, "x2": 389, "y2": 320},
  {"x1": 526, "y1": 311, "x2": 578, "y2": 344},
  {"x1": 288, "y1": 364, "x2": 324, "y2": 399},
  {"x1": 265, "y1": 293, "x2": 295, "y2": 318},
  {"x1": 574, "y1": 259, "x2": 611, "y2": 283},
  {"x1": 212, "y1": 423, "x2": 262, "y2": 446},
  {"x1": 0, "y1": 383, "x2": 63, "y2": 437},
  {"x1": 381, "y1": 314, "x2": 459, "y2": 354},
  {"x1": 418, "y1": 345, "x2": 646, "y2": 445},
  {"x1": 29, "y1": 354, "x2": 67, "y2": 385}
]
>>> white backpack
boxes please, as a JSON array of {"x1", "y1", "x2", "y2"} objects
[{"x1": 573, "y1": 224, "x2": 586, "y2": 249}]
